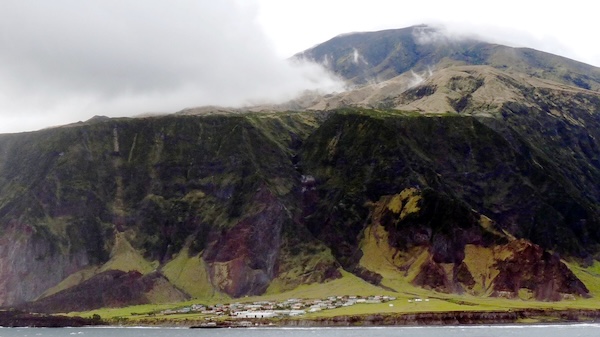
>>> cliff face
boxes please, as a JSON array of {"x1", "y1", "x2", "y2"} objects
[
  {"x1": 298, "y1": 110, "x2": 596, "y2": 300},
  {"x1": 301, "y1": 112, "x2": 600, "y2": 258},
  {"x1": 0, "y1": 113, "x2": 340, "y2": 309},
  {"x1": 359, "y1": 189, "x2": 588, "y2": 300},
  {"x1": 0, "y1": 222, "x2": 89, "y2": 305},
  {"x1": 0, "y1": 109, "x2": 598, "y2": 310}
]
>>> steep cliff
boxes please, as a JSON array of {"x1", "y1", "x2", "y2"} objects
[
  {"x1": 0, "y1": 113, "x2": 339, "y2": 308},
  {"x1": 0, "y1": 109, "x2": 598, "y2": 311},
  {"x1": 298, "y1": 110, "x2": 597, "y2": 300}
]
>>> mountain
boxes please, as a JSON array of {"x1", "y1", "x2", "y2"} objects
[
  {"x1": 2, "y1": 25, "x2": 600, "y2": 312},
  {"x1": 296, "y1": 25, "x2": 600, "y2": 90}
]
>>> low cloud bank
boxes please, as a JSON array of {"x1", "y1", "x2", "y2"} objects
[{"x1": 0, "y1": 1, "x2": 343, "y2": 133}]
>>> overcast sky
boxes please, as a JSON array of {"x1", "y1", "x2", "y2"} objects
[
  {"x1": 1, "y1": 0, "x2": 598, "y2": 133},
  {"x1": 257, "y1": 0, "x2": 600, "y2": 64}
]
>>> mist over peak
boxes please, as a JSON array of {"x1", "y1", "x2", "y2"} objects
[{"x1": 0, "y1": 0, "x2": 343, "y2": 134}]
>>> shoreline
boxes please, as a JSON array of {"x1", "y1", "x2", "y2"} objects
[
  {"x1": 0, "y1": 310, "x2": 103, "y2": 328},
  {"x1": 278, "y1": 309, "x2": 600, "y2": 327},
  {"x1": 119, "y1": 308, "x2": 600, "y2": 328},
  {"x1": 2, "y1": 308, "x2": 600, "y2": 328}
]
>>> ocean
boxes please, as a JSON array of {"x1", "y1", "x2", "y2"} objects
[{"x1": 0, "y1": 325, "x2": 599, "y2": 337}]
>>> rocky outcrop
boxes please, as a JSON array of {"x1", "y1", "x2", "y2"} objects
[
  {"x1": 203, "y1": 188, "x2": 285, "y2": 297},
  {"x1": 0, "y1": 222, "x2": 89, "y2": 306},
  {"x1": 21, "y1": 270, "x2": 188, "y2": 314},
  {"x1": 492, "y1": 240, "x2": 589, "y2": 300},
  {"x1": 280, "y1": 309, "x2": 600, "y2": 326},
  {"x1": 355, "y1": 188, "x2": 588, "y2": 300},
  {"x1": 409, "y1": 240, "x2": 590, "y2": 300},
  {"x1": 0, "y1": 310, "x2": 104, "y2": 327}
]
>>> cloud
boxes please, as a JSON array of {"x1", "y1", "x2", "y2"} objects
[
  {"x1": 0, "y1": 0, "x2": 342, "y2": 133},
  {"x1": 257, "y1": 0, "x2": 600, "y2": 68},
  {"x1": 407, "y1": 69, "x2": 433, "y2": 89},
  {"x1": 412, "y1": 25, "x2": 456, "y2": 45}
]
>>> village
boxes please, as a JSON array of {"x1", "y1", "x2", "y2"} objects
[{"x1": 159, "y1": 295, "x2": 399, "y2": 319}]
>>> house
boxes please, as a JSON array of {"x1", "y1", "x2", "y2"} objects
[
  {"x1": 191, "y1": 304, "x2": 206, "y2": 311},
  {"x1": 233, "y1": 311, "x2": 278, "y2": 319}
]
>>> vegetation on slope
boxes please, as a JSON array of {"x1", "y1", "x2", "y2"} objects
[{"x1": 1, "y1": 108, "x2": 600, "y2": 312}]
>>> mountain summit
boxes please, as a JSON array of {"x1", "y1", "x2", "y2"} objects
[
  {"x1": 296, "y1": 25, "x2": 600, "y2": 90},
  {"x1": 2, "y1": 25, "x2": 600, "y2": 313}
]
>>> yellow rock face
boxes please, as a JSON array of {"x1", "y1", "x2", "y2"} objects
[
  {"x1": 360, "y1": 188, "x2": 429, "y2": 284},
  {"x1": 357, "y1": 188, "x2": 587, "y2": 300}
]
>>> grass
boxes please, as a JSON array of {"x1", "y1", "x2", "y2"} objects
[
  {"x1": 358, "y1": 222, "x2": 428, "y2": 283},
  {"x1": 566, "y1": 261, "x2": 600, "y2": 297},
  {"x1": 304, "y1": 298, "x2": 473, "y2": 318},
  {"x1": 67, "y1": 265, "x2": 600, "y2": 324},
  {"x1": 69, "y1": 303, "x2": 180, "y2": 320},
  {"x1": 38, "y1": 266, "x2": 99, "y2": 299},
  {"x1": 68, "y1": 269, "x2": 398, "y2": 322},
  {"x1": 462, "y1": 245, "x2": 498, "y2": 295},
  {"x1": 580, "y1": 260, "x2": 600, "y2": 277},
  {"x1": 161, "y1": 247, "x2": 221, "y2": 299},
  {"x1": 265, "y1": 237, "x2": 340, "y2": 295},
  {"x1": 262, "y1": 269, "x2": 393, "y2": 301},
  {"x1": 100, "y1": 232, "x2": 157, "y2": 274},
  {"x1": 358, "y1": 190, "x2": 430, "y2": 285},
  {"x1": 334, "y1": 107, "x2": 457, "y2": 119},
  {"x1": 40, "y1": 232, "x2": 157, "y2": 300}
]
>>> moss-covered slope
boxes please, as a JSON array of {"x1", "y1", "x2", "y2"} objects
[
  {"x1": 0, "y1": 112, "x2": 337, "y2": 308},
  {"x1": 0, "y1": 109, "x2": 599, "y2": 311},
  {"x1": 298, "y1": 109, "x2": 600, "y2": 300}
]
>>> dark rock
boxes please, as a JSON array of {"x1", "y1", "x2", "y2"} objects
[{"x1": 0, "y1": 310, "x2": 104, "y2": 327}]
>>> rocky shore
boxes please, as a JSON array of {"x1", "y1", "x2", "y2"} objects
[
  {"x1": 279, "y1": 309, "x2": 600, "y2": 327},
  {"x1": 2, "y1": 308, "x2": 600, "y2": 328},
  {"x1": 120, "y1": 309, "x2": 600, "y2": 328},
  {"x1": 0, "y1": 310, "x2": 104, "y2": 327}
]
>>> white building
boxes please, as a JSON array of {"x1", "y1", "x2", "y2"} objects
[{"x1": 233, "y1": 311, "x2": 278, "y2": 319}]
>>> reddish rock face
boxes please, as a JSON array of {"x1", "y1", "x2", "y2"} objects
[
  {"x1": 359, "y1": 189, "x2": 589, "y2": 301},
  {"x1": 492, "y1": 241, "x2": 589, "y2": 301},
  {"x1": 203, "y1": 188, "x2": 284, "y2": 297},
  {"x1": 409, "y1": 239, "x2": 589, "y2": 300},
  {"x1": 412, "y1": 260, "x2": 448, "y2": 290}
]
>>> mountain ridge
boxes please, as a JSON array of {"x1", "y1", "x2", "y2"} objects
[{"x1": 296, "y1": 25, "x2": 600, "y2": 90}]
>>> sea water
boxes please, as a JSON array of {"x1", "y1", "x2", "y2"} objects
[{"x1": 0, "y1": 325, "x2": 600, "y2": 337}]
